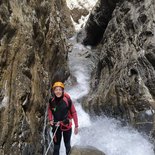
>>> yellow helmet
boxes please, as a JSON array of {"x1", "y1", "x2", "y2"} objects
[{"x1": 52, "y1": 81, "x2": 64, "y2": 89}]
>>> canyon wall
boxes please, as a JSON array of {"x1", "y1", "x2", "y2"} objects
[
  {"x1": 83, "y1": 0, "x2": 155, "y2": 136},
  {"x1": 0, "y1": 0, "x2": 73, "y2": 154}
]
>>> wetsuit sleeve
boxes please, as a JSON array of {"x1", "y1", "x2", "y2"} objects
[
  {"x1": 70, "y1": 101, "x2": 78, "y2": 127},
  {"x1": 48, "y1": 103, "x2": 53, "y2": 121}
]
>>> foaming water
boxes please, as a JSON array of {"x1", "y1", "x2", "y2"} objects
[
  {"x1": 60, "y1": 37, "x2": 154, "y2": 155},
  {"x1": 72, "y1": 116, "x2": 154, "y2": 155}
]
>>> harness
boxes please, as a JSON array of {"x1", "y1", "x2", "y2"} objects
[{"x1": 50, "y1": 93, "x2": 72, "y2": 131}]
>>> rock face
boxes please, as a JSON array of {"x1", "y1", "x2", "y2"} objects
[
  {"x1": 70, "y1": 7, "x2": 89, "y2": 24},
  {"x1": 83, "y1": 0, "x2": 120, "y2": 46},
  {"x1": 0, "y1": 0, "x2": 73, "y2": 155},
  {"x1": 83, "y1": 0, "x2": 155, "y2": 136},
  {"x1": 70, "y1": 145, "x2": 105, "y2": 155}
]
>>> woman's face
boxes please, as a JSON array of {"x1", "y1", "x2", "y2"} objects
[{"x1": 54, "y1": 86, "x2": 63, "y2": 98}]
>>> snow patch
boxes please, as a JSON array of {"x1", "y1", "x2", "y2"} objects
[
  {"x1": 66, "y1": 0, "x2": 97, "y2": 31},
  {"x1": 66, "y1": 0, "x2": 97, "y2": 10}
]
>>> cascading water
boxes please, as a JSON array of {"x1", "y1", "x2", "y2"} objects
[
  {"x1": 61, "y1": 36, "x2": 154, "y2": 155},
  {"x1": 44, "y1": 1, "x2": 155, "y2": 155},
  {"x1": 43, "y1": 32, "x2": 155, "y2": 155},
  {"x1": 43, "y1": 47, "x2": 155, "y2": 155}
]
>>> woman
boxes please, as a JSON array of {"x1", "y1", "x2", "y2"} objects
[{"x1": 48, "y1": 81, "x2": 78, "y2": 155}]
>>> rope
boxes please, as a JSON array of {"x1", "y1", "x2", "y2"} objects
[{"x1": 44, "y1": 124, "x2": 59, "y2": 155}]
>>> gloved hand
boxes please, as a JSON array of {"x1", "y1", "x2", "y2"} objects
[
  {"x1": 49, "y1": 120, "x2": 54, "y2": 126},
  {"x1": 74, "y1": 127, "x2": 78, "y2": 135},
  {"x1": 55, "y1": 122, "x2": 60, "y2": 127}
]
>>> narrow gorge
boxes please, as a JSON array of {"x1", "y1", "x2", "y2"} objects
[{"x1": 0, "y1": 0, "x2": 155, "y2": 155}]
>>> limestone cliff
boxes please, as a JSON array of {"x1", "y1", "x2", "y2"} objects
[
  {"x1": 0, "y1": 0, "x2": 73, "y2": 154},
  {"x1": 83, "y1": 0, "x2": 155, "y2": 136}
]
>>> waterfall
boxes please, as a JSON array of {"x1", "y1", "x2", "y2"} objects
[
  {"x1": 61, "y1": 36, "x2": 154, "y2": 155},
  {"x1": 43, "y1": 24, "x2": 155, "y2": 155},
  {"x1": 44, "y1": 1, "x2": 155, "y2": 155}
]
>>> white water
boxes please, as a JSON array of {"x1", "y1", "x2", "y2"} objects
[{"x1": 58, "y1": 36, "x2": 155, "y2": 155}]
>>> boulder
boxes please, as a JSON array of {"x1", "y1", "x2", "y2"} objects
[{"x1": 70, "y1": 145, "x2": 105, "y2": 155}]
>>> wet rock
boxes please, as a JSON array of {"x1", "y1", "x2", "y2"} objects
[
  {"x1": 70, "y1": 8, "x2": 89, "y2": 23},
  {"x1": 83, "y1": 0, "x2": 155, "y2": 136},
  {"x1": 70, "y1": 145, "x2": 105, "y2": 155},
  {"x1": 83, "y1": 0, "x2": 120, "y2": 46},
  {"x1": 0, "y1": 0, "x2": 73, "y2": 154}
]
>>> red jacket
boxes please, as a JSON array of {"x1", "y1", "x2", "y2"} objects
[{"x1": 48, "y1": 94, "x2": 78, "y2": 128}]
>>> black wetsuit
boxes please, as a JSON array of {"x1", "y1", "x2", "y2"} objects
[{"x1": 49, "y1": 96, "x2": 72, "y2": 155}]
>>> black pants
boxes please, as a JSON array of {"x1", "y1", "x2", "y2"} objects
[{"x1": 52, "y1": 126, "x2": 72, "y2": 155}]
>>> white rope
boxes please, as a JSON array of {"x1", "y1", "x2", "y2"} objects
[{"x1": 44, "y1": 125, "x2": 59, "y2": 155}]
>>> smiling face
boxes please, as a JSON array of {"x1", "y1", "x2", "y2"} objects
[{"x1": 54, "y1": 86, "x2": 63, "y2": 98}]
